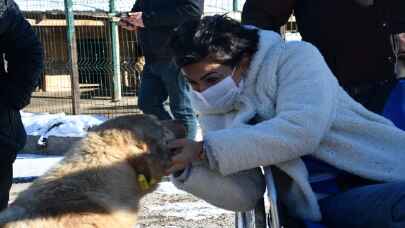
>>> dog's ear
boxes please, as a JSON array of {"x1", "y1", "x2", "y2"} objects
[{"x1": 160, "y1": 120, "x2": 186, "y2": 139}]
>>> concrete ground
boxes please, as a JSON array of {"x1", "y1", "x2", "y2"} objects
[{"x1": 25, "y1": 91, "x2": 141, "y2": 117}]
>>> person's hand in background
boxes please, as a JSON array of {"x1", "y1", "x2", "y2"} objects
[
  {"x1": 119, "y1": 12, "x2": 141, "y2": 31},
  {"x1": 130, "y1": 12, "x2": 144, "y2": 28}
]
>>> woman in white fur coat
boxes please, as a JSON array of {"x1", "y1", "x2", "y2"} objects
[{"x1": 166, "y1": 15, "x2": 405, "y2": 227}]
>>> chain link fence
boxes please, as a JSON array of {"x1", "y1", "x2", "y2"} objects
[{"x1": 18, "y1": 0, "x2": 295, "y2": 117}]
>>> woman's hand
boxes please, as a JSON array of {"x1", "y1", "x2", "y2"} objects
[{"x1": 166, "y1": 139, "x2": 204, "y2": 174}]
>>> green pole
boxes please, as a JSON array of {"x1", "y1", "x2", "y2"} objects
[
  {"x1": 233, "y1": 0, "x2": 239, "y2": 12},
  {"x1": 64, "y1": 0, "x2": 81, "y2": 114},
  {"x1": 110, "y1": 0, "x2": 122, "y2": 101}
]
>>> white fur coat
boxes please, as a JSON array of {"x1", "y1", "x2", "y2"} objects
[{"x1": 172, "y1": 30, "x2": 405, "y2": 221}]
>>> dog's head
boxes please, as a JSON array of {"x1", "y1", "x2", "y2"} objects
[{"x1": 89, "y1": 114, "x2": 186, "y2": 190}]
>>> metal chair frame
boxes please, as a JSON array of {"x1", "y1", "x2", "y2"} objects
[{"x1": 235, "y1": 172, "x2": 282, "y2": 228}]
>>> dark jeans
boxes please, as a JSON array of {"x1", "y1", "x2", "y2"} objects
[
  {"x1": 319, "y1": 182, "x2": 405, "y2": 228},
  {"x1": 138, "y1": 60, "x2": 197, "y2": 139},
  {"x1": 344, "y1": 79, "x2": 397, "y2": 114}
]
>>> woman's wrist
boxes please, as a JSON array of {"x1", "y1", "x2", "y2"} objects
[{"x1": 201, "y1": 140, "x2": 220, "y2": 171}]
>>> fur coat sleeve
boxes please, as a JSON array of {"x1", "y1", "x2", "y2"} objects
[{"x1": 171, "y1": 165, "x2": 265, "y2": 212}]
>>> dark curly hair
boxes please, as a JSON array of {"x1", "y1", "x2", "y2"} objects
[{"x1": 169, "y1": 15, "x2": 259, "y2": 68}]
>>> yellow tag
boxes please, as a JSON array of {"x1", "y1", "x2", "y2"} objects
[{"x1": 137, "y1": 174, "x2": 157, "y2": 191}]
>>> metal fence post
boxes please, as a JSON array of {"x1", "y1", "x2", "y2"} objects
[
  {"x1": 64, "y1": 0, "x2": 81, "y2": 114},
  {"x1": 109, "y1": 0, "x2": 122, "y2": 102},
  {"x1": 233, "y1": 0, "x2": 240, "y2": 12}
]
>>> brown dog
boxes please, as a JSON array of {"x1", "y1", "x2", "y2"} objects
[{"x1": 0, "y1": 114, "x2": 185, "y2": 228}]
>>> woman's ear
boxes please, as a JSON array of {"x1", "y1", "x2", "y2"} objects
[
  {"x1": 160, "y1": 120, "x2": 187, "y2": 139},
  {"x1": 240, "y1": 54, "x2": 252, "y2": 72},
  {"x1": 234, "y1": 54, "x2": 252, "y2": 84}
]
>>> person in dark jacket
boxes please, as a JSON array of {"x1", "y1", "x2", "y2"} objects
[
  {"x1": 0, "y1": 0, "x2": 43, "y2": 210},
  {"x1": 242, "y1": 0, "x2": 405, "y2": 114},
  {"x1": 119, "y1": 0, "x2": 204, "y2": 139}
]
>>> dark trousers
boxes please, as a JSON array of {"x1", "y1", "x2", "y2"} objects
[
  {"x1": 344, "y1": 79, "x2": 397, "y2": 114},
  {"x1": 320, "y1": 182, "x2": 405, "y2": 228},
  {"x1": 0, "y1": 154, "x2": 14, "y2": 211},
  {"x1": 0, "y1": 108, "x2": 25, "y2": 212}
]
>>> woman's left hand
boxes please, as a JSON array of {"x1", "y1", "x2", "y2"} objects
[{"x1": 166, "y1": 139, "x2": 204, "y2": 174}]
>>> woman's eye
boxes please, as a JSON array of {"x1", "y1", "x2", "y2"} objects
[
  {"x1": 187, "y1": 80, "x2": 197, "y2": 86},
  {"x1": 187, "y1": 81, "x2": 199, "y2": 90},
  {"x1": 206, "y1": 77, "x2": 220, "y2": 85}
]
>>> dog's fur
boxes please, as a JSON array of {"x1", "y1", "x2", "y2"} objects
[{"x1": 0, "y1": 115, "x2": 185, "y2": 228}]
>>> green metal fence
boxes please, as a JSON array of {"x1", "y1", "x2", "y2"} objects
[{"x1": 18, "y1": 0, "x2": 151, "y2": 117}]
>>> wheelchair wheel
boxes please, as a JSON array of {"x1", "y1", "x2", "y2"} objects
[{"x1": 235, "y1": 197, "x2": 267, "y2": 228}]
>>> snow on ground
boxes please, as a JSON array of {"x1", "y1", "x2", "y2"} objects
[
  {"x1": 21, "y1": 112, "x2": 107, "y2": 137},
  {"x1": 137, "y1": 181, "x2": 234, "y2": 227},
  {"x1": 13, "y1": 154, "x2": 63, "y2": 179},
  {"x1": 21, "y1": 111, "x2": 203, "y2": 140},
  {"x1": 146, "y1": 201, "x2": 233, "y2": 221},
  {"x1": 155, "y1": 181, "x2": 188, "y2": 195},
  {"x1": 150, "y1": 182, "x2": 233, "y2": 221}
]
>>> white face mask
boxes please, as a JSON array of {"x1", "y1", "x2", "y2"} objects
[{"x1": 190, "y1": 69, "x2": 244, "y2": 114}]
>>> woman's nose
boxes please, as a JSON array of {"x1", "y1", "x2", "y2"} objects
[
  {"x1": 193, "y1": 84, "x2": 207, "y2": 93},
  {"x1": 196, "y1": 83, "x2": 209, "y2": 93}
]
